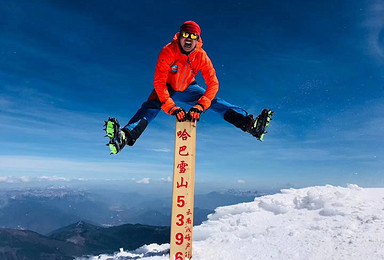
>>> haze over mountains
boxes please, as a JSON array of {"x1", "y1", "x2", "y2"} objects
[
  {"x1": 0, "y1": 183, "x2": 266, "y2": 234},
  {"x1": 0, "y1": 182, "x2": 270, "y2": 259}
]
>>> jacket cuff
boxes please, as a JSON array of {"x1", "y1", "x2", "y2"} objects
[
  {"x1": 197, "y1": 96, "x2": 212, "y2": 110},
  {"x1": 161, "y1": 98, "x2": 176, "y2": 114}
]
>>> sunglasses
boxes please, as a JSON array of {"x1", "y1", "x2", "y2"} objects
[{"x1": 181, "y1": 32, "x2": 199, "y2": 40}]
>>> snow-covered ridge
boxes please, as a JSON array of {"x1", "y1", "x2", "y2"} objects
[{"x1": 82, "y1": 184, "x2": 384, "y2": 260}]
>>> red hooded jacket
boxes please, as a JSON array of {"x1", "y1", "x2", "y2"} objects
[{"x1": 154, "y1": 33, "x2": 219, "y2": 114}]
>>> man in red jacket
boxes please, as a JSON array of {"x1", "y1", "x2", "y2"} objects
[{"x1": 106, "y1": 21, "x2": 272, "y2": 154}]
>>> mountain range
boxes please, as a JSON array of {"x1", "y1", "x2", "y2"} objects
[
  {"x1": 0, "y1": 185, "x2": 268, "y2": 259},
  {"x1": 0, "y1": 221, "x2": 170, "y2": 260},
  {"x1": 0, "y1": 186, "x2": 262, "y2": 234}
]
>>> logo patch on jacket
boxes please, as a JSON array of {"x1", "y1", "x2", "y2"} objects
[{"x1": 171, "y1": 64, "x2": 178, "y2": 73}]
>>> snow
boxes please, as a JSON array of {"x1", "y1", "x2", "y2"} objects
[{"x1": 80, "y1": 184, "x2": 384, "y2": 260}]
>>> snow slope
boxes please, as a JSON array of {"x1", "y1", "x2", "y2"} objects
[{"x1": 82, "y1": 185, "x2": 384, "y2": 260}]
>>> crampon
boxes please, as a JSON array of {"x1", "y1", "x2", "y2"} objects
[
  {"x1": 104, "y1": 117, "x2": 127, "y2": 154},
  {"x1": 247, "y1": 109, "x2": 274, "y2": 141}
]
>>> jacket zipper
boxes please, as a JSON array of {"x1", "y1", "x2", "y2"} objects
[
  {"x1": 178, "y1": 56, "x2": 189, "y2": 91},
  {"x1": 176, "y1": 66, "x2": 180, "y2": 89}
]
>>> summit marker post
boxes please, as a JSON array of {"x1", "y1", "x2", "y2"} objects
[{"x1": 170, "y1": 120, "x2": 197, "y2": 260}]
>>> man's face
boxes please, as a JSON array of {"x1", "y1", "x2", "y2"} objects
[{"x1": 179, "y1": 31, "x2": 198, "y2": 53}]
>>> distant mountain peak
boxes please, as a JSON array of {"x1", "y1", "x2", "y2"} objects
[{"x1": 76, "y1": 220, "x2": 85, "y2": 227}]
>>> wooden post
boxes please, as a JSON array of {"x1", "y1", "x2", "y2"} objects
[{"x1": 170, "y1": 120, "x2": 197, "y2": 260}]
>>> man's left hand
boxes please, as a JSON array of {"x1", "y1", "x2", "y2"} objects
[{"x1": 188, "y1": 103, "x2": 204, "y2": 122}]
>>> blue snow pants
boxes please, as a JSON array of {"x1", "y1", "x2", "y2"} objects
[{"x1": 124, "y1": 84, "x2": 247, "y2": 132}]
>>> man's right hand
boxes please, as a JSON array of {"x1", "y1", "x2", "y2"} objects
[{"x1": 169, "y1": 106, "x2": 186, "y2": 122}]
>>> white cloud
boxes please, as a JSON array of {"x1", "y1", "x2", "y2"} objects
[
  {"x1": 151, "y1": 148, "x2": 171, "y2": 153},
  {"x1": 39, "y1": 176, "x2": 72, "y2": 182},
  {"x1": 160, "y1": 176, "x2": 172, "y2": 183},
  {"x1": 0, "y1": 175, "x2": 85, "y2": 183},
  {"x1": 136, "y1": 178, "x2": 150, "y2": 184},
  {"x1": 237, "y1": 179, "x2": 246, "y2": 184},
  {"x1": 0, "y1": 176, "x2": 30, "y2": 183}
]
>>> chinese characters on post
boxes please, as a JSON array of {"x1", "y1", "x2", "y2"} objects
[{"x1": 170, "y1": 121, "x2": 196, "y2": 260}]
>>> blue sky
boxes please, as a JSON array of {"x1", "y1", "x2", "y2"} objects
[{"x1": 0, "y1": 0, "x2": 383, "y2": 190}]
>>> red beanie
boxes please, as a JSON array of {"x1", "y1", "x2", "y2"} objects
[{"x1": 180, "y1": 21, "x2": 201, "y2": 36}]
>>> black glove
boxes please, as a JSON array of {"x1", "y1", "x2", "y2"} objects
[
  {"x1": 188, "y1": 103, "x2": 204, "y2": 122},
  {"x1": 169, "y1": 106, "x2": 186, "y2": 122}
]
